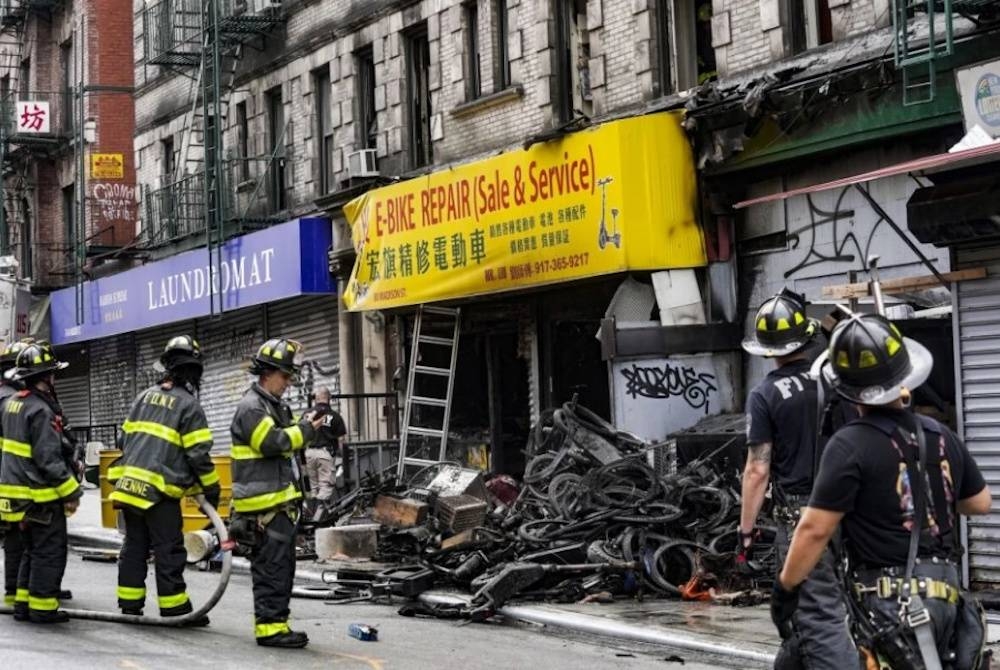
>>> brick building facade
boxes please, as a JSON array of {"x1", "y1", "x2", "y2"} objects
[
  {"x1": 0, "y1": 0, "x2": 135, "y2": 291},
  {"x1": 133, "y1": 0, "x2": 721, "y2": 232},
  {"x1": 130, "y1": 0, "x2": 723, "y2": 400}
]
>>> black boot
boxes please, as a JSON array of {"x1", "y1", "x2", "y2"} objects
[
  {"x1": 28, "y1": 609, "x2": 70, "y2": 624},
  {"x1": 167, "y1": 612, "x2": 210, "y2": 627},
  {"x1": 121, "y1": 608, "x2": 143, "y2": 616},
  {"x1": 161, "y1": 599, "x2": 209, "y2": 627},
  {"x1": 12, "y1": 602, "x2": 28, "y2": 621},
  {"x1": 257, "y1": 630, "x2": 309, "y2": 648}
]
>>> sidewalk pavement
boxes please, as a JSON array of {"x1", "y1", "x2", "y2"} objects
[
  {"x1": 67, "y1": 488, "x2": 780, "y2": 664},
  {"x1": 68, "y1": 488, "x2": 998, "y2": 662}
]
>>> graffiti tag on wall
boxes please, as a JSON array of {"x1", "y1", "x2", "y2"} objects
[
  {"x1": 784, "y1": 186, "x2": 881, "y2": 279},
  {"x1": 92, "y1": 183, "x2": 137, "y2": 223},
  {"x1": 619, "y1": 361, "x2": 718, "y2": 414}
]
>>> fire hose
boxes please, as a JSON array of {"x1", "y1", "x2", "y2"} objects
[{"x1": 0, "y1": 494, "x2": 232, "y2": 627}]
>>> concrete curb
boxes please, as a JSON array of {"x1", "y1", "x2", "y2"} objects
[{"x1": 419, "y1": 592, "x2": 777, "y2": 666}]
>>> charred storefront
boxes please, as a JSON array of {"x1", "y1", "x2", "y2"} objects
[{"x1": 340, "y1": 112, "x2": 731, "y2": 479}]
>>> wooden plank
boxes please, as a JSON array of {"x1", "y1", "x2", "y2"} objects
[{"x1": 822, "y1": 268, "x2": 987, "y2": 300}]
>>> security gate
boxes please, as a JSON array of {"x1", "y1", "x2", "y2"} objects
[{"x1": 955, "y1": 244, "x2": 1000, "y2": 590}]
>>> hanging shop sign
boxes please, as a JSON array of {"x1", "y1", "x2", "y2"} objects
[
  {"x1": 342, "y1": 112, "x2": 705, "y2": 311},
  {"x1": 50, "y1": 217, "x2": 334, "y2": 344},
  {"x1": 90, "y1": 153, "x2": 125, "y2": 179},
  {"x1": 16, "y1": 101, "x2": 50, "y2": 134},
  {"x1": 957, "y1": 60, "x2": 1000, "y2": 139}
]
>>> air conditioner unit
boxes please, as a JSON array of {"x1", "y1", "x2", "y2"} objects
[{"x1": 348, "y1": 148, "x2": 379, "y2": 179}]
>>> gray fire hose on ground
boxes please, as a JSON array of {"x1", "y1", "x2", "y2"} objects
[{"x1": 0, "y1": 494, "x2": 233, "y2": 627}]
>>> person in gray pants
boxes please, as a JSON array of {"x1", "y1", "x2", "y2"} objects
[
  {"x1": 739, "y1": 289, "x2": 857, "y2": 669},
  {"x1": 302, "y1": 387, "x2": 346, "y2": 520}
]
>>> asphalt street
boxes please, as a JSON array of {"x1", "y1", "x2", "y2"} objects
[{"x1": 0, "y1": 546, "x2": 746, "y2": 670}]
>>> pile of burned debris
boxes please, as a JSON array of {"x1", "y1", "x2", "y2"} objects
[{"x1": 300, "y1": 401, "x2": 774, "y2": 617}]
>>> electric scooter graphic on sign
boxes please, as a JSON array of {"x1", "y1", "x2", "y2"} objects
[{"x1": 596, "y1": 177, "x2": 621, "y2": 250}]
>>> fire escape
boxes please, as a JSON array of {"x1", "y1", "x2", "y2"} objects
[
  {"x1": 139, "y1": 0, "x2": 284, "y2": 313},
  {"x1": 0, "y1": 0, "x2": 76, "y2": 289},
  {"x1": 892, "y1": 0, "x2": 1000, "y2": 105}
]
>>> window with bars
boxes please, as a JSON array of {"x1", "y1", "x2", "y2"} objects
[
  {"x1": 235, "y1": 101, "x2": 249, "y2": 182},
  {"x1": 464, "y1": 2, "x2": 482, "y2": 100},
  {"x1": 494, "y1": 0, "x2": 511, "y2": 91},
  {"x1": 405, "y1": 24, "x2": 433, "y2": 168},
  {"x1": 314, "y1": 67, "x2": 334, "y2": 194},
  {"x1": 267, "y1": 87, "x2": 286, "y2": 212},
  {"x1": 355, "y1": 46, "x2": 377, "y2": 151}
]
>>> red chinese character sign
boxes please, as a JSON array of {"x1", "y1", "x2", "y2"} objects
[{"x1": 16, "y1": 101, "x2": 50, "y2": 134}]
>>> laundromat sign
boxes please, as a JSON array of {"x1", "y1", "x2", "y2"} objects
[
  {"x1": 342, "y1": 112, "x2": 705, "y2": 311},
  {"x1": 50, "y1": 217, "x2": 334, "y2": 344}
]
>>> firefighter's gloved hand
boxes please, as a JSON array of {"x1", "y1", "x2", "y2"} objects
[
  {"x1": 735, "y1": 529, "x2": 759, "y2": 574},
  {"x1": 770, "y1": 580, "x2": 800, "y2": 640},
  {"x1": 203, "y1": 485, "x2": 222, "y2": 511},
  {"x1": 64, "y1": 498, "x2": 80, "y2": 517}
]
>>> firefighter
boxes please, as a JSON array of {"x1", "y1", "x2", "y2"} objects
[
  {"x1": 739, "y1": 289, "x2": 857, "y2": 669},
  {"x1": 773, "y1": 315, "x2": 990, "y2": 667},
  {"x1": 1, "y1": 339, "x2": 31, "y2": 609},
  {"x1": 109, "y1": 335, "x2": 220, "y2": 623},
  {"x1": 0, "y1": 341, "x2": 80, "y2": 623},
  {"x1": 229, "y1": 337, "x2": 323, "y2": 648}
]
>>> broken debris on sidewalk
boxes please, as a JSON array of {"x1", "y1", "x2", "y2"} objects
[{"x1": 300, "y1": 402, "x2": 774, "y2": 620}]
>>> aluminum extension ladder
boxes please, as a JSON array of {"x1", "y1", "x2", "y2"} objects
[{"x1": 396, "y1": 305, "x2": 461, "y2": 479}]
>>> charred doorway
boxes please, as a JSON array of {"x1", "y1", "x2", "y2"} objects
[
  {"x1": 402, "y1": 304, "x2": 531, "y2": 477},
  {"x1": 547, "y1": 319, "x2": 610, "y2": 420}
]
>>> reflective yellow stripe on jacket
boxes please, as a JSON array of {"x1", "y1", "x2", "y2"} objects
[
  {"x1": 284, "y1": 426, "x2": 304, "y2": 450},
  {"x1": 2, "y1": 438, "x2": 31, "y2": 458},
  {"x1": 231, "y1": 483, "x2": 300, "y2": 513},
  {"x1": 110, "y1": 464, "x2": 186, "y2": 499},
  {"x1": 181, "y1": 428, "x2": 213, "y2": 449},
  {"x1": 231, "y1": 443, "x2": 297, "y2": 461},
  {"x1": 0, "y1": 477, "x2": 78, "y2": 503},
  {"x1": 250, "y1": 416, "x2": 275, "y2": 451},
  {"x1": 199, "y1": 469, "x2": 220, "y2": 488},
  {"x1": 108, "y1": 491, "x2": 154, "y2": 510},
  {"x1": 122, "y1": 420, "x2": 182, "y2": 447},
  {"x1": 230, "y1": 444, "x2": 259, "y2": 460}
]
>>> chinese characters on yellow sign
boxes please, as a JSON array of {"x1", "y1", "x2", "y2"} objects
[
  {"x1": 342, "y1": 112, "x2": 705, "y2": 311},
  {"x1": 90, "y1": 153, "x2": 125, "y2": 180}
]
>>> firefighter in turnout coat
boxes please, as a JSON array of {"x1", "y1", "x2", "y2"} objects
[
  {"x1": 0, "y1": 342, "x2": 81, "y2": 623},
  {"x1": 229, "y1": 338, "x2": 323, "y2": 648},
  {"x1": 1, "y1": 339, "x2": 33, "y2": 609},
  {"x1": 109, "y1": 335, "x2": 220, "y2": 622}
]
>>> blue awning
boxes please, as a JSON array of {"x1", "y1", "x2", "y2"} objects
[{"x1": 51, "y1": 217, "x2": 334, "y2": 345}]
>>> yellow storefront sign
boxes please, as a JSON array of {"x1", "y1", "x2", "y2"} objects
[
  {"x1": 90, "y1": 153, "x2": 125, "y2": 179},
  {"x1": 342, "y1": 112, "x2": 705, "y2": 311}
]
